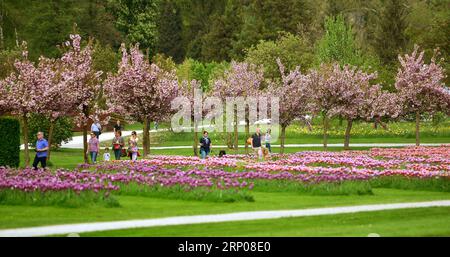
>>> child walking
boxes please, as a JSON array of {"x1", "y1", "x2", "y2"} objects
[{"x1": 103, "y1": 147, "x2": 111, "y2": 162}]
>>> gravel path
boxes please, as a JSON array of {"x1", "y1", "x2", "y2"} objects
[{"x1": 1, "y1": 200, "x2": 449, "y2": 237}]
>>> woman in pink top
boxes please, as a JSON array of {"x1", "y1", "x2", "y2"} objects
[{"x1": 87, "y1": 132, "x2": 100, "y2": 164}]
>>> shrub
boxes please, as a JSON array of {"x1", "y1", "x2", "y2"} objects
[{"x1": 0, "y1": 117, "x2": 20, "y2": 167}]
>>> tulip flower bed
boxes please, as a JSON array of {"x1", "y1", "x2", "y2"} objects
[
  {"x1": 1, "y1": 146, "x2": 448, "y2": 207},
  {"x1": 76, "y1": 145, "x2": 449, "y2": 197},
  {"x1": 0, "y1": 167, "x2": 120, "y2": 207},
  {"x1": 73, "y1": 164, "x2": 255, "y2": 202}
]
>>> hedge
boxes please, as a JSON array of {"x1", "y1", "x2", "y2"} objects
[{"x1": 0, "y1": 117, "x2": 20, "y2": 167}]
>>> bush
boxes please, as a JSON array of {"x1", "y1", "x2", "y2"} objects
[
  {"x1": 0, "y1": 117, "x2": 20, "y2": 167},
  {"x1": 28, "y1": 114, "x2": 73, "y2": 149}
]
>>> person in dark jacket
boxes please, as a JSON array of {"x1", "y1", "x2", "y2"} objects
[
  {"x1": 199, "y1": 130, "x2": 212, "y2": 159},
  {"x1": 251, "y1": 127, "x2": 262, "y2": 160}
]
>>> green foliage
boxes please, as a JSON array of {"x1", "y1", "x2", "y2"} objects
[
  {"x1": 177, "y1": 58, "x2": 229, "y2": 91},
  {"x1": 316, "y1": 14, "x2": 364, "y2": 67},
  {"x1": 254, "y1": 180, "x2": 373, "y2": 196},
  {"x1": 92, "y1": 40, "x2": 120, "y2": 75},
  {"x1": 371, "y1": 0, "x2": 409, "y2": 66},
  {"x1": 0, "y1": 48, "x2": 21, "y2": 79},
  {"x1": 370, "y1": 176, "x2": 450, "y2": 193},
  {"x1": 77, "y1": 0, "x2": 123, "y2": 49},
  {"x1": 0, "y1": 0, "x2": 448, "y2": 87},
  {"x1": 245, "y1": 33, "x2": 314, "y2": 80},
  {"x1": 108, "y1": 0, "x2": 159, "y2": 54},
  {"x1": 231, "y1": 0, "x2": 314, "y2": 59},
  {"x1": 0, "y1": 189, "x2": 120, "y2": 208},
  {"x1": 157, "y1": 0, "x2": 184, "y2": 63},
  {"x1": 288, "y1": 119, "x2": 450, "y2": 139},
  {"x1": 200, "y1": 12, "x2": 235, "y2": 62},
  {"x1": 0, "y1": 117, "x2": 20, "y2": 167},
  {"x1": 405, "y1": 0, "x2": 450, "y2": 84},
  {"x1": 115, "y1": 183, "x2": 254, "y2": 203},
  {"x1": 431, "y1": 112, "x2": 447, "y2": 132},
  {"x1": 152, "y1": 53, "x2": 177, "y2": 73},
  {"x1": 27, "y1": 114, "x2": 74, "y2": 149},
  {"x1": 1, "y1": 0, "x2": 123, "y2": 61},
  {"x1": 178, "y1": 0, "x2": 227, "y2": 59}
]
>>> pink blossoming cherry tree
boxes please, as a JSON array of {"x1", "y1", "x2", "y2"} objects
[
  {"x1": 268, "y1": 58, "x2": 312, "y2": 153},
  {"x1": 395, "y1": 45, "x2": 450, "y2": 146},
  {"x1": 213, "y1": 61, "x2": 264, "y2": 153},
  {"x1": 104, "y1": 43, "x2": 179, "y2": 156},
  {"x1": 60, "y1": 35, "x2": 104, "y2": 163}
]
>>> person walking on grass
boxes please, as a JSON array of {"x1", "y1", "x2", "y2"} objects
[
  {"x1": 113, "y1": 120, "x2": 123, "y2": 133},
  {"x1": 265, "y1": 129, "x2": 272, "y2": 153},
  {"x1": 251, "y1": 127, "x2": 263, "y2": 160},
  {"x1": 103, "y1": 147, "x2": 111, "y2": 162},
  {"x1": 33, "y1": 132, "x2": 48, "y2": 170},
  {"x1": 112, "y1": 130, "x2": 124, "y2": 160},
  {"x1": 199, "y1": 130, "x2": 212, "y2": 159},
  {"x1": 91, "y1": 119, "x2": 102, "y2": 140},
  {"x1": 87, "y1": 132, "x2": 99, "y2": 164},
  {"x1": 128, "y1": 131, "x2": 139, "y2": 161}
]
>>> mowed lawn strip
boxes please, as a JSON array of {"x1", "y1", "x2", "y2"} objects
[
  {"x1": 79, "y1": 206, "x2": 450, "y2": 237},
  {"x1": 1, "y1": 189, "x2": 449, "y2": 229}
]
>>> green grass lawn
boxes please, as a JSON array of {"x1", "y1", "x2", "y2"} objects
[
  {"x1": 1, "y1": 189, "x2": 449, "y2": 230},
  {"x1": 9, "y1": 125, "x2": 450, "y2": 236},
  {"x1": 79, "y1": 207, "x2": 450, "y2": 237},
  {"x1": 21, "y1": 147, "x2": 369, "y2": 169},
  {"x1": 19, "y1": 146, "x2": 378, "y2": 169},
  {"x1": 92, "y1": 119, "x2": 450, "y2": 147},
  {"x1": 20, "y1": 148, "x2": 83, "y2": 169}
]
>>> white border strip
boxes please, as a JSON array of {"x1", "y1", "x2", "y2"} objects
[{"x1": 1, "y1": 200, "x2": 449, "y2": 237}]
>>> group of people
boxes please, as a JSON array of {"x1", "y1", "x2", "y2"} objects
[
  {"x1": 250, "y1": 127, "x2": 272, "y2": 160},
  {"x1": 199, "y1": 127, "x2": 272, "y2": 160},
  {"x1": 87, "y1": 120, "x2": 140, "y2": 164},
  {"x1": 30, "y1": 119, "x2": 272, "y2": 170}
]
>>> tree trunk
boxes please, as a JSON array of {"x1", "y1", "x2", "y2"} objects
[
  {"x1": 226, "y1": 132, "x2": 233, "y2": 149},
  {"x1": 280, "y1": 125, "x2": 286, "y2": 154},
  {"x1": 323, "y1": 115, "x2": 328, "y2": 150},
  {"x1": 193, "y1": 118, "x2": 199, "y2": 156},
  {"x1": 234, "y1": 107, "x2": 238, "y2": 153},
  {"x1": 245, "y1": 118, "x2": 249, "y2": 154},
  {"x1": 415, "y1": 111, "x2": 420, "y2": 146},
  {"x1": 344, "y1": 119, "x2": 353, "y2": 150},
  {"x1": 22, "y1": 116, "x2": 30, "y2": 166},
  {"x1": 143, "y1": 117, "x2": 150, "y2": 156},
  {"x1": 83, "y1": 123, "x2": 88, "y2": 163},
  {"x1": 47, "y1": 120, "x2": 55, "y2": 161}
]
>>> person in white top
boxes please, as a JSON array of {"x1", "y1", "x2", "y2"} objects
[
  {"x1": 91, "y1": 119, "x2": 102, "y2": 140},
  {"x1": 265, "y1": 129, "x2": 272, "y2": 153},
  {"x1": 103, "y1": 147, "x2": 111, "y2": 161}
]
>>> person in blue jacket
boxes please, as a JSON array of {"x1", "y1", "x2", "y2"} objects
[{"x1": 33, "y1": 131, "x2": 49, "y2": 170}]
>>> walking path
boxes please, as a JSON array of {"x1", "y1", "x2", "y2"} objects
[
  {"x1": 1, "y1": 200, "x2": 449, "y2": 237},
  {"x1": 21, "y1": 139, "x2": 448, "y2": 150},
  {"x1": 151, "y1": 143, "x2": 447, "y2": 150},
  {"x1": 20, "y1": 130, "x2": 146, "y2": 150}
]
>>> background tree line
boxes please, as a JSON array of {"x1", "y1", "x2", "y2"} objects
[{"x1": 0, "y1": 0, "x2": 448, "y2": 82}]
